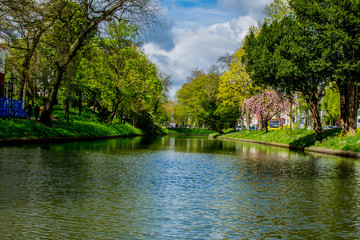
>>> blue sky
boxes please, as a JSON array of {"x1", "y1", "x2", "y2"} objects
[{"x1": 143, "y1": 0, "x2": 273, "y2": 98}]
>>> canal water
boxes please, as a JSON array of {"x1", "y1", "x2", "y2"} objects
[{"x1": 1, "y1": 136, "x2": 360, "y2": 239}]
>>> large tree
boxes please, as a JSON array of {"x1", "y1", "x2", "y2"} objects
[
  {"x1": 218, "y1": 47, "x2": 262, "y2": 130},
  {"x1": 0, "y1": 0, "x2": 52, "y2": 101},
  {"x1": 176, "y1": 72, "x2": 238, "y2": 133},
  {"x1": 243, "y1": 15, "x2": 329, "y2": 139},
  {"x1": 289, "y1": 0, "x2": 360, "y2": 134},
  {"x1": 39, "y1": 0, "x2": 159, "y2": 125},
  {"x1": 77, "y1": 22, "x2": 163, "y2": 126},
  {"x1": 243, "y1": 90, "x2": 290, "y2": 132}
]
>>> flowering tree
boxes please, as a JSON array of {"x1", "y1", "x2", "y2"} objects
[{"x1": 243, "y1": 90, "x2": 290, "y2": 132}]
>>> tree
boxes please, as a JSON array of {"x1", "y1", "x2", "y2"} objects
[
  {"x1": 243, "y1": 15, "x2": 328, "y2": 139},
  {"x1": 218, "y1": 47, "x2": 261, "y2": 130},
  {"x1": 263, "y1": 0, "x2": 291, "y2": 24},
  {"x1": 77, "y1": 25, "x2": 162, "y2": 126},
  {"x1": 243, "y1": 90, "x2": 290, "y2": 132},
  {"x1": 289, "y1": 0, "x2": 360, "y2": 134},
  {"x1": 0, "y1": 0, "x2": 52, "y2": 102},
  {"x1": 40, "y1": 0, "x2": 159, "y2": 125},
  {"x1": 321, "y1": 83, "x2": 340, "y2": 125},
  {"x1": 176, "y1": 72, "x2": 238, "y2": 133}
]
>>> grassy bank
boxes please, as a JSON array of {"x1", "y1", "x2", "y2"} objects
[
  {"x1": 221, "y1": 128, "x2": 360, "y2": 152},
  {"x1": 164, "y1": 127, "x2": 215, "y2": 135},
  {"x1": 0, "y1": 107, "x2": 145, "y2": 140},
  {"x1": 0, "y1": 118, "x2": 144, "y2": 139}
]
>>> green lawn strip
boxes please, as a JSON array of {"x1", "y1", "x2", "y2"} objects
[
  {"x1": 314, "y1": 131, "x2": 360, "y2": 152},
  {"x1": 221, "y1": 128, "x2": 360, "y2": 152},
  {"x1": 0, "y1": 119, "x2": 144, "y2": 139}
]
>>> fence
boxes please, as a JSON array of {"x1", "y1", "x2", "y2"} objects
[{"x1": 0, "y1": 98, "x2": 27, "y2": 118}]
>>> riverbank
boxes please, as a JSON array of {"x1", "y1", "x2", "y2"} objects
[
  {"x1": 219, "y1": 128, "x2": 360, "y2": 158},
  {"x1": 1, "y1": 120, "x2": 359, "y2": 158},
  {"x1": 0, "y1": 118, "x2": 144, "y2": 144},
  {"x1": 164, "y1": 127, "x2": 215, "y2": 136}
]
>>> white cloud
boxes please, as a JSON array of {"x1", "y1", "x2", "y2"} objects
[
  {"x1": 217, "y1": 0, "x2": 273, "y2": 16},
  {"x1": 143, "y1": 15, "x2": 258, "y2": 98}
]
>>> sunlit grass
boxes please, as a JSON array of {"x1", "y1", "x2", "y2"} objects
[
  {"x1": 221, "y1": 127, "x2": 360, "y2": 152},
  {"x1": 315, "y1": 129, "x2": 360, "y2": 152}
]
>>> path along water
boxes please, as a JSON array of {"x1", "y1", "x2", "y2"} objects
[{"x1": 1, "y1": 136, "x2": 360, "y2": 239}]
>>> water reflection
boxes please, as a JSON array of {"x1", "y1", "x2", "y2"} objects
[{"x1": 0, "y1": 136, "x2": 360, "y2": 239}]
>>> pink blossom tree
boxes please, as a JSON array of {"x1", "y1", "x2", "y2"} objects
[{"x1": 243, "y1": 90, "x2": 290, "y2": 132}]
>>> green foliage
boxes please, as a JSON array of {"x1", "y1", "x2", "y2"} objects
[
  {"x1": 134, "y1": 110, "x2": 164, "y2": 135},
  {"x1": 243, "y1": 13, "x2": 328, "y2": 139},
  {"x1": 164, "y1": 128, "x2": 215, "y2": 135},
  {"x1": 321, "y1": 84, "x2": 340, "y2": 125},
  {"x1": 289, "y1": 0, "x2": 360, "y2": 133},
  {"x1": 73, "y1": 21, "x2": 163, "y2": 126},
  {"x1": 218, "y1": 47, "x2": 260, "y2": 108},
  {"x1": 176, "y1": 73, "x2": 239, "y2": 133},
  {"x1": 315, "y1": 129, "x2": 360, "y2": 152}
]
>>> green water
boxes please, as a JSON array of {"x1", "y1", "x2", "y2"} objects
[{"x1": 1, "y1": 136, "x2": 360, "y2": 239}]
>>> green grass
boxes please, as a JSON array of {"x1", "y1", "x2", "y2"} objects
[
  {"x1": 315, "y1": 129, "x2": 360, "y2": 152},
  {"x1": 0, "y1": 106, "x2": 144, "y2": 139},
  {"x1": 0, "y1": 118, "x2": 144, "y2": 139},
  {"x1": 164, "y1": 127, "x2": 215, "y2": 135},
  {"x1": 221, "y1": 128, "x2": 360, "y2": 152}
]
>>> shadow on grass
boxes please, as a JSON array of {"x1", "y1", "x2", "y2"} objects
[{"x1": 289, "y1": 128, "x2": 341, "y2": 150}]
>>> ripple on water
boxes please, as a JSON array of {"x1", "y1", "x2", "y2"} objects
[{"x1": 1, "y1": 136, "x2": 360, "y2": 239}]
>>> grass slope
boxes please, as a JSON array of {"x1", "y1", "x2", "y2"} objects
[
  {"x1": 0, "y1": 118, "x2": 143, "y2": 139},
  {"x1": 222, "y1": 128, "x2": 360, "y2": 152},
  {"x1": 0, "y1": 107, "x2": 144, "y2": 139}
]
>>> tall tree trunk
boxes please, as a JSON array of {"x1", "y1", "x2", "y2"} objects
[
  {"x1": 289, "y1": 102, "x2": 293, "y2": 134},
  {"x1": 240, "y1": 112, "x2": 244, "y2": 130},
  {"x1": 264, "y1": 119, "x2": 268, "y2": 133},
  {"x1": 64, "y1": 92, "x2": 70, "y2": 123},
  {"x1": 246, "y1": 112, "x2": 251, "y2": 132},
  {"x1": 339, "y1": 82, "x2": 359, "y2": 135},
  {"x1": 78, "y1": 92, "x2": 82, "y2": 115},
  {"x1": 40, "y1": 65, "x2": 64, "y2": 125},
  {"x1": 119, "y1": 109, "x2": 124, "y2": 124},
  {"x1": 258, "y1": 114, "x2": 263, "y2": 131},
  {"x1": 133, "y1": 114, "x2": 138, "y2": 127},
  {"x1": 307, "y1": 98, "x2": 323, "y2": 140},
  {"x1": 17, "y1": 29, "x2": 44, "y2": 101},
  {"x1": 108, "y1": 102, "x2": 119, "y2": 124}
]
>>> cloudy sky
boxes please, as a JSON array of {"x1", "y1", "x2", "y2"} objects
[{"x1": 142, "y1": 0, "x2": 273, "y2": 98}]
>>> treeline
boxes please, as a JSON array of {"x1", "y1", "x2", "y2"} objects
[
  {"x1": 174, "y1": 0, "x2": 359, "y2": 140},
  {"x1": 0, "y1": 0, "x2": 170, "y2": 130}
]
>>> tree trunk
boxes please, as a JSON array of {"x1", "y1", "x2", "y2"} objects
[
  {"x1": 240, "y1": 112, "x2": 244, "y2": 130},
  {"x1": 133, "y1": 114, "x2": 139, "y2": 127},
  {"x1": 258, "y1": 114, "x2": 263, "y2": 131},
  {"x1": 40, "y1": 65, "x2": 64, "y2": 125},
  {"x1": 16, "y1": 29, "x2": 44, "y2": 101},
  {"x1": 216, "y1": 126, "x2": 223, "y2": 134},
  {"x1": 108, "y1": 102, "x2": 119, "y2": 124},
  {"x1": 307, "y1": 98, "x2": 323, "y2": 140},
  {"x1": 78, "y1": 92, "x2": 82, "y2": 115},
  {"x1": 119, "y1": 108, "x2": 124, "y2": 124},
  {"x1": 64, "y1": 90, "x2": 71, "y2": 123},
  {"x1": 247, "y1": 112, "x2": 251, "y2": 132},
  {"x1": 264, "y1": 119, "x2": 268, "y2": 133},
  {"x1": 289, "y1": 102, "x2": 293, "y2": 134},
  {"x1": 17, "y1": 61, "x2": 30, "y2": 101},
  {"x1": 339, "y1": 82, "x2": 359, "y2": 135}
]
